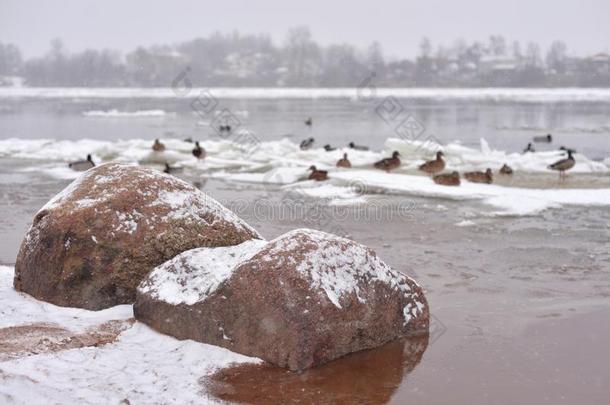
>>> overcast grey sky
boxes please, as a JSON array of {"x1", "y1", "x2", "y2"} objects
[{"x1": 1, "y1": 0, "x2": 609, "y2": 58}]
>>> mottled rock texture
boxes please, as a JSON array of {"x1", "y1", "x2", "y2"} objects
[
  {"x1": 135, "y1": 229, "x2": 428, "y2": 371},
  {"x1": 14, "y1": 163, "x2": 260, "y2": 310}
]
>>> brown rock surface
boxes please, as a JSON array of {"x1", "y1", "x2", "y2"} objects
[
  {"x1": 14, "y1": 163, "x2": 260, "y2": 310},
  {"x1": 134, "y1": 228, "x2": 428, "y2": 371}
]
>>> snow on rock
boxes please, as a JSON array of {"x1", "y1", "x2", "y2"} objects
[
  {"x1": 139, "y1": 239, "x2": 268, "y2": 305},
  {"x1": 134, "y1": 228, "x2": 429, "y2": 371},
  {"x1": 14, "y1": 163, "x2": 261, "y2": 310},
  {"x1": 264, "y1": 229, "x2": 424, "y2": 314}
]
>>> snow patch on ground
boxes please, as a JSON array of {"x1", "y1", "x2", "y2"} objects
[{"x1": 0, "y1": 266, "x2": 260, "y2": 404}]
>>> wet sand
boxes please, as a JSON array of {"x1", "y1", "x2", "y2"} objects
[{"x1": 1, "y1": 164, "x2": 609, "y2": 404}]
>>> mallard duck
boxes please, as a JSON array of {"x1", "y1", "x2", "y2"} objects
[
  {"x1": 192, "y1": 141, "x2": 205, "y2": 159},
  {"x1": 433, "y1": 171, "x2": 460, "y2": 186},
  {"x1": 348, "y1": 142, "x2": 369, "y2": 151},
  {"x1": 534, "y1": 134, "x2": 552, "y2": 143},
  {"x1": 308, "y1": 165, "x2": 328, "y2": 181},
  {"x1": 419, "y1": 151, "x2": 445, "y2": 176},
  {"x1": 499, "y1": 163, "x2": 513, "y2": 175},
  {"x1": 324, "y1": 144, "x2": 336, "y2": 152},
  {"x1": 523, "y1": 143, "x2": 535, "y2": 153},
  {"x1": 374, "y1": 151, "x2": 401, "y2": 172},
  {"x1": 69, "y1": 154, "x2": 95, "y2": 171},
  {"x1": 300, "y1": 137, "x2": 315, "y2": 150},
  {"x1": 336, "y1": 153, "x2": 351, "y2": 168},
  {"x1": 464, "y1": 168, "x2": 493, "y2": 184},
  {"x1": 152, "y1": 139, "x2": 165, "y2": 152},
  {"x1": 548, "y1": 149, "x2": 575, "y2": 180}
]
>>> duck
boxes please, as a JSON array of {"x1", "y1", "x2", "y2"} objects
[
  {"x1": 348, "y1": 142, "x2": 369, "y2": 151},
  {"x1": 308, "y1": 165, "x2": 328, "y2": 181},
  {"x1": 219, "y1": 124, "x2": 232, "y2": 134},
  {"x1": 324, "y1": 144, "x2": 336, "y2": 152},
  {"x1": 534, "y1": 134, "x2": 553, "y2": 143},
  {"x1": 336, "y1": 153, "x2": 351, "y2": 168},
  {"x1": 464, "y1": 168, "x2": 493, "y2": 184},
  {"x1": 433, "y1": 171, "x2": 461, "y2": 186},
  {"x1": 300, "y1": 137, "x2": 315, "y2": 150},
  {"x1": 548, "y1": 149, "x2": 575, "y2": 180},
  {"x1": 419, "y1": 151, "x2": 445, "y2": 176},
  {"x1": 152, "y1": 139, "x2": 166, "y2": 152},
  {"x1": 163, "y1": 162, "x2": 180, "y2": 174},
  {"x1": 69, "y1": 154, "x2": 95, "y2": 171},
  {"x1": 499, "y1": 163, "x2": 513, "y2": 175},
  {"x1": 523, "y1": 143, "x2": 535, "y2": 153},
  {"x1": 192, "y1": 141, "x2": 206, "y2": 159},
  {"x1": 305, "y1": 117, "x2": 313, "y2": 127},
  {"x1": 374, "y1": 151, "x2": 401, "y2": 172}
]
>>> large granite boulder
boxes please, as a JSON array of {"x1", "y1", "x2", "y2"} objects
[
  {"x1": 134, "y1": 228, "x2": 428, "y2": 371},
  {"x1": 14, "y1": 163, "x2": 260, "y2": 310}
]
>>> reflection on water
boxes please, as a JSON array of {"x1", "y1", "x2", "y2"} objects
[{"x1": 203, "y1": 333, "x2": 428, "y2": 404}]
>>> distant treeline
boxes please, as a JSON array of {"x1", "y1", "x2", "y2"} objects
[{"x1": 1, "y1": 28, "x2": 609, "y2": 87}]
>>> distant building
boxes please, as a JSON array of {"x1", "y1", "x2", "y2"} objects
[
  {"x1": 478, "y1": 56, "x2": 519, "y2": 75},
  {"x1": 589, "y1": 53, "x2": 610, "y2": 74}
]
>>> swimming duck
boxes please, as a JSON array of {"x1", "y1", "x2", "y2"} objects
[
  {"x1": 305, "y1": 117, "x2": 313, "y2": 127},
  {"x1": 324, "y1": 144, "x2": 336, "y2": 152},
  {"x1": 69, "y1": 154, "x2": 95, "y2": 171},
  {"x1": 163, "y1": 162, "x2": 178, "y2": 174},
  {"x1": 308, "y1": 165, "x2": 328, "y2": 181},
  {"x1": 219, "y1": 124, "x2": 232, "y2": 134},
  {"x1": 534, "y1": 134, "x2": 552, "y2": 143},
  {"x1": 499, "y1": 163, "x2": 513, "y2": 175},
  {"x1": 419, "y1": 151, "x2": 445, "y2": 176},
  {"x1": 348, "y1": 142, "x2": 369, "y2": 151},
  {"x1": 336, "y1": 153, "x2": 351, "y2": 168},
  {"x1": 464, "y1": 168, "x2": 493, "y2": 184},
  {"x1": 192, "y1": 141, "x2": 206, "y2": 159},
  {"x1": 300, "y1": 137, "x2": 315, "y2": 150},
  {"x1": 548, "y1": 149, "x2": 575, "y2": 180},
  {"x1": 152, "y1": 139, "x2": 166, "y2": 152},
  {"x1": 374, "y1": 151, "x2": 401, "y2": 172},
  {"x1": 433, "y1": 171, "x2": 461, "y2": 186},
  {"x1": 523, "y1": 143, "x2": 535, "y2": 153}
]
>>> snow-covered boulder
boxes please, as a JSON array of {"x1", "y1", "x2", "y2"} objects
[
  {"x1": 14, "y1": 163, "x2": 261, "y2": 310},
  {"x1": 134, "y1": 228, "x2": 428, "y2": 371}
]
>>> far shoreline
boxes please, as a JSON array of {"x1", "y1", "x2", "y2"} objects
[{"x1": 2, "y1": 87, "x2": 610, "y2": 102}]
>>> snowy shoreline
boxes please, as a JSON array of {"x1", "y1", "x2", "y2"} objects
[{"x1": 0, "y1": 266, "x2": 259, "y2": 404}]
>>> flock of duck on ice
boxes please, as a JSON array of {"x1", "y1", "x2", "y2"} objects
[{"x1": 67, "y1": 118, "x2": 577, "y2": 186}]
